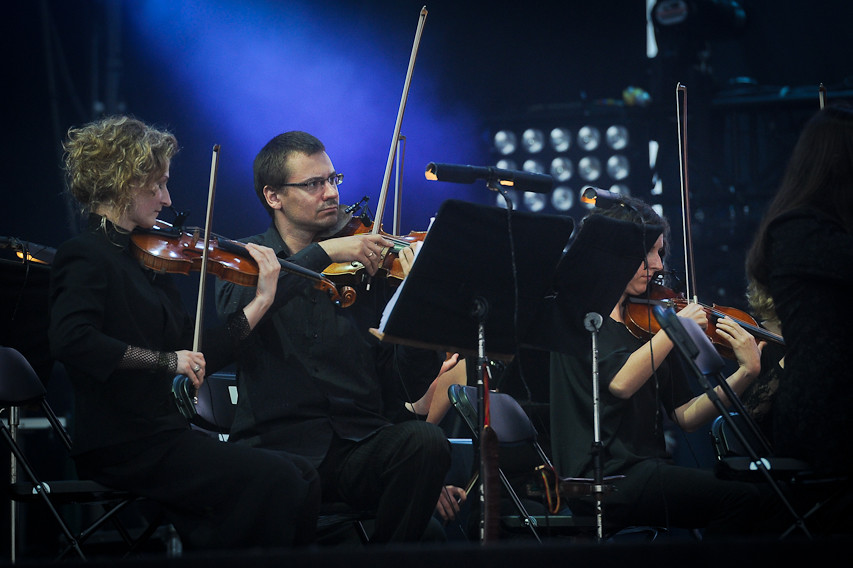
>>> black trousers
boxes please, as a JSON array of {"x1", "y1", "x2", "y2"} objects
[
  {"x1": 569, "y1": 459, "x2": 784, "y2": 538},
  {"x1": 319, "y1": 420, "x2": 451, "y2": 543},
  {"x1": 76, "y1": 429, "x2": 321, "y2": 550}
]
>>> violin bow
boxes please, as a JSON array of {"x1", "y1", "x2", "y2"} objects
[
  {"x1": 191, "y1": 144, "x2": 221, "y2": 352},
  {"x1": 372, "y1": 6, "x2": 427, "y2": 238},
  {"x1": 675, "y1": 83, "x2": 698, "y2": 303},
  {"x1": 171, "y1": 144, "x2": 220, "y2": 414}
]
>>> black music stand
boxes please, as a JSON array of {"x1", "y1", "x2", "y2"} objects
[
  {"x1": 524, "y1": 214, "x2": 664, "y2": 541},
  {"x1": 372, "y1": 198, "x2": 574, "y2": 541},
  {"x1": 374, "y1": 199, "x2": 574, "y2": 359}
]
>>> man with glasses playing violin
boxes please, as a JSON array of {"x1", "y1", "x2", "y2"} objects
[{"x1": 215, "y1": 131, "x2": 452, "y2": 544}]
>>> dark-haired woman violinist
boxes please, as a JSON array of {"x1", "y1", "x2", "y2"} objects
[{"x1": 550, "y1": 195, "x2": 782, "y2": 538}]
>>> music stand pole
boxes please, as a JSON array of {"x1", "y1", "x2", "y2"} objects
[
  {"x1": 473, "y1": 296, "x2": 489, "y2": 541},
  {"x1": 369, "y1": 197, "x2": 576, "y2": 542},
  {"x1": 9, "y1": 406, "x2": 18, "y2": 562},
  {"x1": 584, "y1": 312, "x2": 607, "y2": 542}
]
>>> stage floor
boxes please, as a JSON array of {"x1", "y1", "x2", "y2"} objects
[{"x1": 3, "y1": 532, "x2": 847, "y2": 568}]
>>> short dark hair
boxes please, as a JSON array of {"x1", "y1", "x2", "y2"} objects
[{"x1": 253, "y1": 131, "x2": 325, "y2": 216}]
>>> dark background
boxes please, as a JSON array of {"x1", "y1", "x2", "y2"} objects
[{"x1": 5, "y1": 0, "x2": 852, "y2": 306}]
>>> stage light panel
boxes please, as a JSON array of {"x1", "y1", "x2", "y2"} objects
[{"x1": 486, "y1": 109, "x2": 650, "y2": 215}]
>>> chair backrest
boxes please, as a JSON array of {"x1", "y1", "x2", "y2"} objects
[
  {"x1": 711, "y1": 412, "x2": 776, "y2": 460},
  {"x1": 447, "y1": 384, "x2": 539, "y2": 445},
  {"x1": 191, "y1": 372, "x2": 238, "y2": 435},
  {"x1": 0, "y1": 346, "x2": 48, "y2": 407},
  {"x1": 711, "y1": 413, "x2": 750, "y2": 458}
]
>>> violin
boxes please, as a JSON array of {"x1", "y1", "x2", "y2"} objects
[
  {"x1": 625, "y1": 282, "x2": 785, "y2": 359},
  {"x1": 320, "y1": 206, "x2": 427, "y2": 285},
  {"x1": 132, "y1": 220, "x2": 356, "y2": 308}
]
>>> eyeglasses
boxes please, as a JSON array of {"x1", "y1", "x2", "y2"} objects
[{"x1": 278, "y1": 173, "x2": 343, "y2": 193}]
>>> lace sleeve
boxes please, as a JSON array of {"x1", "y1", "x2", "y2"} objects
[
  {"x1": 226, "y1": 309, "x2": 252, "y2": 343},
  {"x1": 118, "y1": 345, "x2": 177, "y2": 374},
  {"x1": 116, "y1": 312, "x2": 250, "y2": 374},
  {"x1": 740, "y1": 363, "x2": 781, "y2": 423}
]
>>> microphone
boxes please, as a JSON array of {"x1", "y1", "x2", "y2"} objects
[
  {"x1": 425, "y1": 162, "x2": 554, "y2": 194},
  {"x1": 580, "y1": 186, "x2": 636, "y2": 212}
]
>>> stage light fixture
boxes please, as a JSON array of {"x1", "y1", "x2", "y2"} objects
[
  {"x1": 577, "y1": 126, "x2": 601, "y2": 151},
  {"x1": 522, "y1": 159, "x2": 546, "y2": 174},
  {"x1": 523, "y1": 191, "x2": 547, "y2": 212},
  {"x1": 496, "y1": 158, "x2": 517, "y2": 170},
  {"x1": 606, "y1": 125, "x2": 629, "y2": 150},
  {"x1": 551, "y1": 186, "x2": 574, "y2": 211},
  {"x1": 606, "y1": 154, "x2": 630, "y2": 180},
  {"x1": 578, "y1": 156, "x2": 602, "y2": 181},
  {"x1": 494, "y1": 130, "x2": 518, "y2": 155},
  {"x1": 522, "y1": 128, "x2": 545, "y2": 153},
  {"x1": 550, "y1": 157, "x2": 573, "y2": 182},
  {"x1": 550, "y1": 128, "x2": 571, "y2": 152},
  {"x1": 651, "y1": 173, "x2": 663, "y2": 195}
]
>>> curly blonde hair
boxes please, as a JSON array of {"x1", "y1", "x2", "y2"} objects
[
  {"x1": 62, "y1": 115, "x2": 178, "y2": 218},
  {"x1": 746, "y1": 279, "x2": 780, "y2": 329}
]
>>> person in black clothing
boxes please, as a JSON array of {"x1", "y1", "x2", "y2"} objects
[
  {"x1": 550, "y1": 195, "x2": 780, "y2": 538},
  {"x1": 215, "y1": 130, "x2": 451, "y2": 543},
  {"x1": 745, "y1": 105, "x2": 853, "y2": 533},
  {"x1": 49, "y1": 115, "x2": 320, "y2": 551}
]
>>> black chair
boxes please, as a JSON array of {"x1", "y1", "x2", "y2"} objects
[
  {"x1": 174, "y1": 372, "x2": 240, "y2": 440},
  {"x1": 173, "y1": 372, "x2": 372, "y2": 545},
  {"x1": 447, "y1": 384, "x2": 597, "y2": 542},
  {"x1": 710, "y1": 412, "x2": 812, "y2": 479},
  {"x1": 0, "y1": 346, "x2": 168, "y2": 562},
  {"x1": 653, "y1": 305, "x2": 853, "y2": 540}
]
